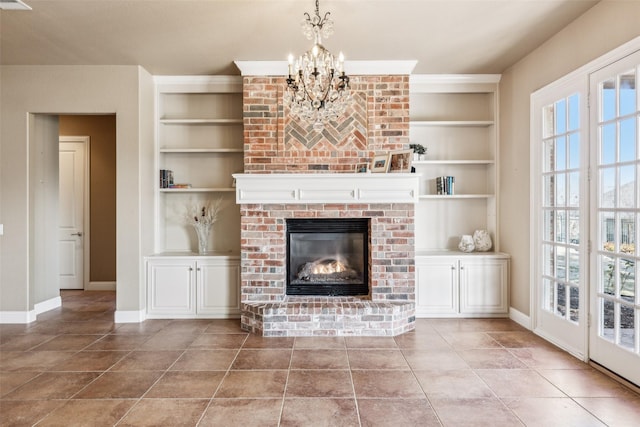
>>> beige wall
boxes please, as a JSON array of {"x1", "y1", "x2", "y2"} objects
[
  {"x1": 499, "y1": 0, "x2": 640, "y2": 317},
  {"x1": 0, "y1": 65, "x2": 154, "y2": 315},
  {"x1": 59, "y1": 115, "x2": 117, "y2": 283}
]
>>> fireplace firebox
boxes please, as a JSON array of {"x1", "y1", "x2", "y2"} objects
[{"x1": 286, "y1": 218, "x2": 369, "y2": 296}]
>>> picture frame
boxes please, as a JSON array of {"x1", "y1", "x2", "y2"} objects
[
  {"x1": 387, "y1": 149, "x2": 413, "y2": 173},
  {"x1": 370, "y1": 153, "x2": 389, "y2": 173},
  {"x1": 355, "y1": 162, "x2": 369, "y2": 173}
]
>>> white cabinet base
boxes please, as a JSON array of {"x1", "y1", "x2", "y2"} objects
[
  {"x1": 416, "y1": 252, "x2": 509, "y2": 318},
  {"x1": 146, "y1": 254, "x2": 240, "y2": 319}
]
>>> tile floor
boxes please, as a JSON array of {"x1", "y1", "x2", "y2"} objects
[{"x1": 1, "y1": 291, "x2": 639, "y2": 426}]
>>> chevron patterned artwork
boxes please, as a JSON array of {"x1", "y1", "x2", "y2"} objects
[{"x1": 284, "y1": 92, "x2": 367, "y2": 151}]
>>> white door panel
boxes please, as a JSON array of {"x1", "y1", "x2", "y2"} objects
[{"x1": 58, "y1": 139, "x2": 87, "y2": 290}]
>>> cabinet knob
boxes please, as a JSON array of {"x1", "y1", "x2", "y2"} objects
[
  {"x1": 451, "y1": 265, "x2": 456, "y2": 270},
  {"x1": 460, "y1": 265, "x2": 465, "y2": 270},
  {"x1": 188, "y1": 267, "x2": 193, "y2": 271}
]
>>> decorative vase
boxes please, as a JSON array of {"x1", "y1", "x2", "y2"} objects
[
  {"x1": 473, "y1": 229, "x2": 492, "y2": 252},
  {"x1": 194, "y1": 222, "x2": 212, "y2": 254},
  {"x1": 458, "y1": 235, "x2": 475, "y2": 253}
]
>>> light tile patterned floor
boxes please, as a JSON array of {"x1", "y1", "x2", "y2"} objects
[{"x1": 1, "y1": 291, "x2": 639, "y2": 426}]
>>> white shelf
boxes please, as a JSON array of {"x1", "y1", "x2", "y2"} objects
[
  {"x1": 409, "y1": 120, "x2": 494, "y2": 127},
  {"x1": 413, "y1": 160, "x2": 495, "y2": 165},
  {"x1": 160, "y1": 148, "x2": 243, "y2": 153},
  {"x1": 419, "y1": 194, "x2": 494, "y2": 200},
  {"x1": 160, "y1": 118, "x2": 243, "y2": 125}
]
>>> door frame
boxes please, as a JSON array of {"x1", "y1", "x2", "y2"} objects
[{"x1": 59, "y1": 136, "x2": 91, "y2": 290}]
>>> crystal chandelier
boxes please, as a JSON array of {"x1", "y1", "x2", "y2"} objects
[{"x1": 286, "y1": 0, "x2": 351, "y2": 131}]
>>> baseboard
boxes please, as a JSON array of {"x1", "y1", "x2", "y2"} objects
[
  {"x1": 86, "y1": 281, "x2": 116, "y2": 291},
  {"x1": 34, "y1": 296, "x2": 62, "y2": 314},
  {"x1": 0, "y1": 296, "x2": 61, "y2": 324},
  {"x1": 114, "y1": 309, "x2": 146, "y2": 323},
  {"x1": 0, "y1": 310, "x2": 36, "y2": 324},
  {"x1": 509, "y1": 306, "x2": 532, "y2": 329}
]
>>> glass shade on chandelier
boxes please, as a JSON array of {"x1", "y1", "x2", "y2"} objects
[{"x1": 286, "y1": 0, "x2": 351, "y2": 131}]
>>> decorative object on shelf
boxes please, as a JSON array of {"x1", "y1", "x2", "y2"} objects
[
  {"x1": 184, "y1": 198, "x2": 225, "y2": 254},
  {"x1": 285, "y1": 0, "x2": 351, "y2": 131},
  {"x1": 356, "y1": 162, "x2": 369, "y2": 173},
  {"x1": 159, "y1": 169, "x2": 174, "y2": 188},
  {"x1": 473, "y1": 229, "x2": 492, "y2": 252},
  {"x1": 388, "y1": 149, "x2": 413, "y2": 173},
  {"x1": 370, "y1": 153, "x2": 389, "y2": 173},
  {"x1": 458, "y1": 235, "x2": 475, "y2": 253},
  {"x1": 436, "y1": 176, "x2": 455, "y2": 195},
  {"x1": 409, "y1": 143, "x2": 426, "y2": 161}
]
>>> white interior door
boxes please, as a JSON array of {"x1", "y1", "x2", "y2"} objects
[
  {"x1": 590, "y1": 51, "x2": 640, "y2": 386},
  {"x1": 58, "y1": 138, "x2": 87, "y2": 289}
]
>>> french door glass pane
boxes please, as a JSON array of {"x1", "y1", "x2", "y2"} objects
[
  {"x1": 620, "y1": 118, "x2": 636, "y2": 161},
  {"x1": 620, "y1": 71, "x2": 636, "y2": 116},
  {"x1": 601, "y1": 299, "x2": 615, "y2": 342},
  {"x1": 601, "y1": 123, "x2": 616, "y2": 164},
  {"x1": 570, "y1": 286, "x2": 580, "y2": 322},
  {"x1": 600, "y1": 168, "x2": 616, "y2": 208}
]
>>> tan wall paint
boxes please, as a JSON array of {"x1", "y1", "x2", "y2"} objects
[
  {"x1": 499, "y1": 1, "x2": 640, "y2": 317},
  {"x1": 0, "y1": 65, "x2": 154, "y2": 313},
  {"x1": 59, "y1": 115, "x2": 117, "y2": 282}
]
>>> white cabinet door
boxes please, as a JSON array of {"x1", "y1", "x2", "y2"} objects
[
  {"x1": 147, "y1": 259, "x2": 196, "y2": 315},
  {"x1": 196, "y1": 258, "x2": 241, "y2": 316},
  {"x1": 416, "y1": 257, "x2": 458, "y2": 315},
  {"x1": 459, "y1": 257, "x2": 508, "y2": 314}
]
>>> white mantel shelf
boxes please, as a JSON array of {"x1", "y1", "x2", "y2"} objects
[{"x1": 233, "y1": 173, "x2": 420, "y2": 204}]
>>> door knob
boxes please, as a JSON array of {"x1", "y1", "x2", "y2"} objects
[{"x1": 70, "y1": 232, "x2": 83, "y2": 236}]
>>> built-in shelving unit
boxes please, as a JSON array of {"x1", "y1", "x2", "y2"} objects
[
  {"x1": 410, "y1": 74, "x2": 501, "y2": 252},
  {"x1": 153, "y1": 76, "x2": 243, "y2": 255},
  {"x1": 411, "y1": 75, "x2": 508, "y2": 317}
]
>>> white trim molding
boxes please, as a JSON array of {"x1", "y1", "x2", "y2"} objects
[
  {"x1": 114, "y1": 309, "x2": 146, "y2": 323},
  {"x1": 233, "y1": 173, "x2": 420, "y2": 205},
  {"x1": 86, "y1": 281, "x2": 117, "y2": 291},
  {"x1": 0, "y1": 295, "x2": 61, "y2": 324},
  {"x1": 509, "y1": 307, "x2": 532, "y2": 330},
  {"x1": 234, "y1": 60, "x2": 418, "y2": 76},
  {"x1": 0, "y1": 310, "x2": 36, "y2": 324}
]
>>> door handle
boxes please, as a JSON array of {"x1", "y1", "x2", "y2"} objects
[{"x1": 70, "y1": 232, "x2": 83, "y2": 237}]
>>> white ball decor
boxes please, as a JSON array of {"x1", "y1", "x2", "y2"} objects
[
  {"x1": 473, "y1": 229, "x2": 492, "y2": 252},
  {"x1": 458, "y1": 235, "x2": 475, "y2": 253}
]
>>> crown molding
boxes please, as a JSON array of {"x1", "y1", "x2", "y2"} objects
[{"x1": 234, "y1": 60, "x2": 418, "y2": 76}]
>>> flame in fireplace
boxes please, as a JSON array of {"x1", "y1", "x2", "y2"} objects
[
  {"x1": 296, "y1": 256, "x2": 359, "y2": 282},
  {"x1": 312, "y1": 259, "x2": 347, "y2": 275}
]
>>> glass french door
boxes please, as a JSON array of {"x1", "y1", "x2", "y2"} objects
[
  {"x1": 590, "y1": 51, "x2": 640, "y2": 386},
  {"x1": 533, "y1": 79, "x2": 588, "y2": 358}
]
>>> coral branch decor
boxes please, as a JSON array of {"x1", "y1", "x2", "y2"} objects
[{"x1": 184, "y1": 198, "x2": 224, "y2": 254}]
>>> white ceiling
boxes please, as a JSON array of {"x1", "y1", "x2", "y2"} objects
[{"x1": 0, "y1": 0, "x2": 600, "y2": 75}]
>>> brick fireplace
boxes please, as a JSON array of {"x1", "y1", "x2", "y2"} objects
[{"x1": 234, "y1": 67, "x2": 417, "y2": 336}]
